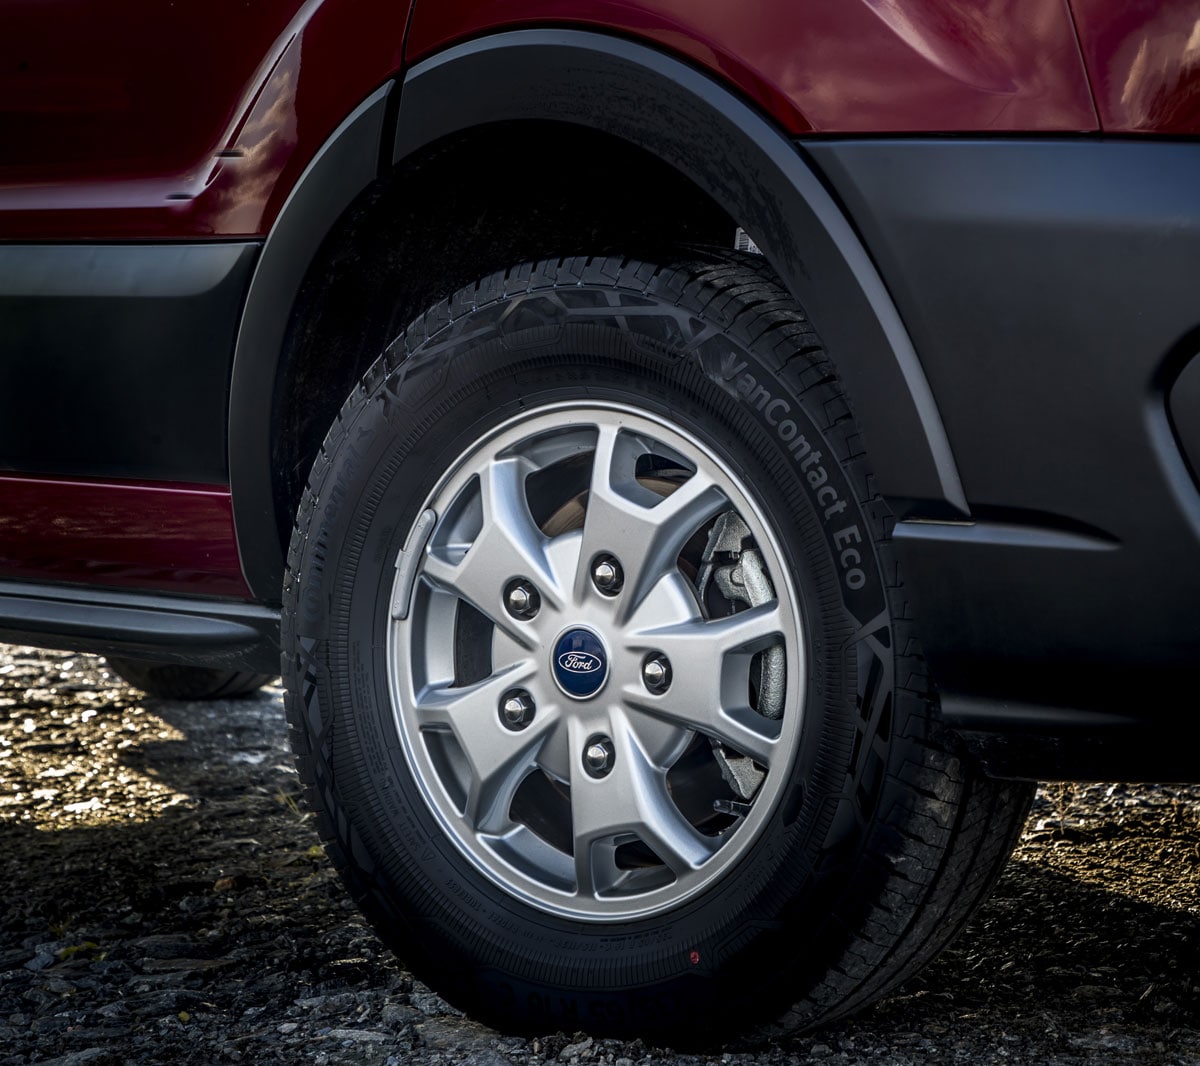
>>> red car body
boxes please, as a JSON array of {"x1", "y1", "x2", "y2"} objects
[{"x1": 3, "y1": 0, "x2": 1197, "y2": 239}]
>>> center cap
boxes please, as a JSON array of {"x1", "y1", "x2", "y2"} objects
[{"x1": 552, "y1": 627, "x2": 609, "y2": 700}]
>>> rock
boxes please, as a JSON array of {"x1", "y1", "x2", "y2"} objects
[
  {"x1": 326, "y1": 1028, "x2": 389, "y2": 1043},
  {"x1": 410, "y1": 989, "x2": 464, "y2": 1016},
  {"x1": 130, "y1": 935, "x2": 197, "y2": 959},
  {"x1": 27, "y1": 1049, "x2": 111, "y2": 1066},
  {"x1": 296, "y1": 991, "x2": 358, "y2": 1015},
  {"x1": 140, "y1": 957, "x2": 230, "y2": 974},
  {"x1": 459, "y1": 1051, "x2": 515, "y2": 1066},
  {"x1": 124, "y1": 989, "x2": 195, "y2": 1016},
  {"x1": 560, "y1": 1036, "x2": 594, "y2": 1059},
  {"x1": 0, "y1": 949, "x2": 32, "y2": 972},
  {"x1": 1068, "y1": 1030, "x2": 1137, "y2": 1052},
  {"x1": 416, "y1": 1016, "x2": 498, "y2": 1052},
  {"x1": 381, "y1": 1001, "x2": 424, "y2": 1029}
]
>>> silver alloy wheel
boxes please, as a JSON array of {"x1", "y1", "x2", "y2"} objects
[{"x1": 387, "y1": 402, "x2": 805, "y2": 921}]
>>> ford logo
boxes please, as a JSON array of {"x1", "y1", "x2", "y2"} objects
[
  {"x1": 558, "y1": 651, "x2": 601, "y2": 673},
  {"x1": 552, "y1": 628, "x2": 609, "y2": 699}
]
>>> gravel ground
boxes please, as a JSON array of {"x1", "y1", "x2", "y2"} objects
[{"x1": 1, "y1": 645, "x2": 1197, "y2": 1066}]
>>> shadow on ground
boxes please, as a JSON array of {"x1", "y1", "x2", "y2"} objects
[{"x1": 1, "y1": 649, "x2": 1197, "y2": 1064}]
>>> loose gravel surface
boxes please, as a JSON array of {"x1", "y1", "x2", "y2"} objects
[{"x1": 1, "y1": 646, "x2": 1197, "y2": 1066}]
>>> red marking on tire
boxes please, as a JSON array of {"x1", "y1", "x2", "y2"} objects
[{"x1": 689, "y1": 950, "x2": 700, "y2": 965}]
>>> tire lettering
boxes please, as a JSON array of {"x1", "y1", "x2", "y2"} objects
[
  {"x1": 833, "y1": 526, "x2": 862, "y2": 550},
  {"x1": 764, "y1": 397, "x2": 790, "y2": 425},
  {"x1": 716, "y1": 353, "x2": 874, "y2": 599}
]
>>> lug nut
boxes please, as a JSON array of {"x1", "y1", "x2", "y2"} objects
[
  {"x1": 504, "y1": 580, "x2": 540, "y2": 620},
  {"x1": 642, "y1": 654, "x2": 672, "y2": 694},
  {"x1": 583, "y1": 735, "x2": 615, "y2": 778},
  {"x1": 591, "y1": 555, "x2": 624, "y2": 595},
  {"x1": 499, "y1": 690, "x2": 535, "y2": 730}
]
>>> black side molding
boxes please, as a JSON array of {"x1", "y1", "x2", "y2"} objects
[
  {"x1": 0, "y1": 243, "x2": 258, "y2": 483},
  {"x1": 0, "y1": 581, "x2": 280, "y2": 675}
]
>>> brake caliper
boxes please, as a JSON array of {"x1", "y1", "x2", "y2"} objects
[{"x1": 695, "y1": 512, "x2": 785, "y2": 804}]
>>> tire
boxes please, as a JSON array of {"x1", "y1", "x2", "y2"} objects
[
  {"x1": 106, "y1": 657, "x2": 274, "y2": 700},
  {"x1": 282, "y1": 255, "x2": 1032, "y2": 1041}
]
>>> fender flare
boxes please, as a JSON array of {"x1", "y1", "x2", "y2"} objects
[
  {"x1": 394, "y1": 31, "x2": 967, "y2": 511},
  {"x1": 229, "y1": 83, "x2": 392, "y2": 601},
  {"x1": 229, "y1": 30, "x2": 966, "y2": 600}
]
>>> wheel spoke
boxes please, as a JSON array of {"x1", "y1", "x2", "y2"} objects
[
  {"x1": 414, "y1": 663, "x2": 554, "y2": 834},
  {"x1": 423, "y1": 456, "x2": 559, "y2": 643},
  {"x1": 391, "y1": 402, "x2": 805, "y2": 920},
  {"x1": 569, "y1": 718, "x2": 717, "y2": 897},
  {"x1": 623, "y1": 603, "x2": 785, "y2": 766},
  {"x1": 574, "y1": 425, "x2": 727, "y2": 620}
]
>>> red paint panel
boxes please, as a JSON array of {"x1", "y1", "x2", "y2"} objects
[
  {"x1": 0, "y1": 0, "x2": 1101, "y2": 242},
  {"x1": 0, "y1": 0, "x2": 410, "y2": 240},
  {"x1": 1069, "y1": 0, "x2": 1200, "y2": 134},
  {"x1": 0, "y1": 476, "x2": 251, "y2": 599},
  {"x1": 407, "y1": 0, "x2": 1098, "y2": 134}
]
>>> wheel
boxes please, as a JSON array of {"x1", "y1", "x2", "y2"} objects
[
  {"x1": 106, "y1": 657, "x2": 274, "y2": 700},
  {"x1": 282, "y1": 255, "x2": 1032, "y2": 1040}
]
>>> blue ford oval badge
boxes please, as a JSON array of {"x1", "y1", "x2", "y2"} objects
[
  {"x1": 558, "y1": 651, "x2": 601, "y2": 673},
  {"x1": 552, "y1": 628, "x2": 608, "y2": 699}
]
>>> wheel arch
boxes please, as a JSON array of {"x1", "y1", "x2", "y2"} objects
[{"x1": 229, "y1": 28, "x2": 967, "y2": 602}]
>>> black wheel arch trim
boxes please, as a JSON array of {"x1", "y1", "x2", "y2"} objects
[
  {"x1": 227, "y1": 31, "x2": 967, "y2": 601},
  {"x1": 229, "y1": 81, "x2": 394, "y2": 603},
  {"x1": 393, "y1": 30, "x2": 968, "y2": 513}
]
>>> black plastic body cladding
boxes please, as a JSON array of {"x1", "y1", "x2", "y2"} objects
[
  {"x1": 0, "y1": 243, "x2": 257, "y2": 482},
  {"x1": 807, "y1": 139, "x2": 1200, "y2": 778}
]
